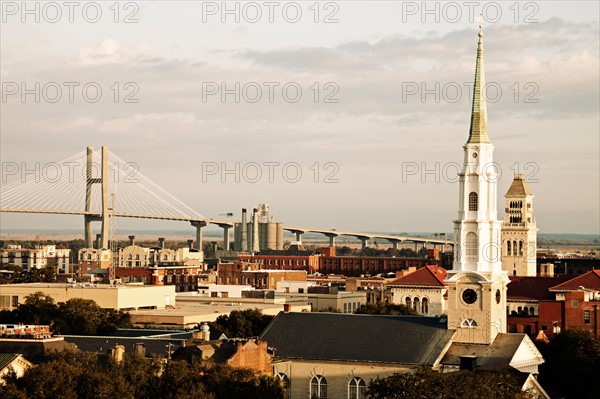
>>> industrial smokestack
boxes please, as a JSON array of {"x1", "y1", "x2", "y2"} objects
[
  {"x1": 158, "y1": 237, "x2": 165, "y2": 249},
  {"x1": 129, "y1": 235, "x2": 135, "y2": 246},
  {"x1": 252, "y1": 208, "x2": 260, "y2": 253},
  {"x1": 241, "y1": 208, "x2": 248, "y2": 251},
  {"x1": 187, "y1": 239, "x2": 194, "y2": 250}
]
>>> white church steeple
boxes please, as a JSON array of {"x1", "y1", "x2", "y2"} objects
[
  {"x1": 446, "y1": 25, "x2": 509, "y2": 345},
  {"x1": 452, "y1": 24, "x2": 502, "y2": 273}
]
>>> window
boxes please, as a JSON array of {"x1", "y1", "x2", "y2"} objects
[
  {"x1": 11, "y1": 296, "x2": 19, "y2": 308},
  {"x1": 519, "y1": 241, "x2": 523, "y2": 256},
  {"x1": 571, "y1": 300, "x2": 579, "y2": 308},
  {"x1": 461, "y1": 319, "x2": 478, "y2": 328},
  {"x1": 405, "y1": 297, "x2": 411, "y2": 309},
  {"x1": 276, "y1": 373, "x2": 290, "y2": 398},
  {"x1": 529, "y1": 307, "x2": 535, "y2": 316},
  {"x1": 421, "y1": 298, "x2": 429, "y2": 314},
  {"x1": 512, "y1": 240, "x2": 517, "y2": 256},
  {"x1": 468, "y1": 192, "x2": 478, "y2": 211},
  {"x1": 413, "y1": 297, "x2": 420, "y2": 312},
  {"x1": 584, "y1": 310, "x2": 591, "y2": 324},
  {"x1": 507, "y1": 241, "x2": 511, "y2": 256},
  {"x1": 465, "y1": 232, "x2": 478, "y2": 262},
  {"x1": 348, "y1": 377, "x2": 366, "y2": 399},
  {"x1": 310, "y1": 375, "x2": 327, "y2": 399}
]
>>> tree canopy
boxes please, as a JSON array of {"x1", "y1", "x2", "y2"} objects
[
  {"x1": 355, "y1": 302, "x2": 418, "y2": 315},
  {"x1": 0, "y1": 292, "x2": 131, "y2": 335},
  {"x1": 368, "y1": 368, "x2": 534, "y2": 399},
  {"x1": 207, "y1": 309, "x2": 274, "y2": 338},
  {"x1": 536, "y1": 328, "x2": 600, "y2": 399},
  {"x1": 0, "y1": 350, "x2": 285, "y2": 399}
]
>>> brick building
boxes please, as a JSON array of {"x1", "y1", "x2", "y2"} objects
[
  {"x1": 217, "y1": 262, "x2": 307, "y2": 289},
  {"x1": 319, "y1": 247, "x2": 429, "y2": 277},
  {"x1": 507, "y1": 271, "x2": 600, "y2": 338},
  {"x1": 238, "y1": 244, "x2": 320, "y2": 273}
]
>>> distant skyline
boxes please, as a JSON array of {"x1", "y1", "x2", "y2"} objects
[{"x1": 1, "y1": 1, "x2": 599, "y2": 235}]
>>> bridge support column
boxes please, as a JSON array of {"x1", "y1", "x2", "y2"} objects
[
  {"x1": 84, "y1": 215, "x2": 93, "y2": 248},
  {"x1": 295, "y1": 231, "x2": 303, "y2": 243},
  {"x1": 84, "y1": 147, "x2": 94, "y2": 248},
  {"x1": 389, "y1": 240, "x2": 400, "y2": 250},
  {"x1": 191, "y1": 221, "x2": 207, "y2": 251},
  {"x1": 329, "y1": 236, "x2": 335, "y2": 247},
  {"x1": 360, "y1": 237, "x2": 368, "y2": 251},
  {"x1": 223, "y1": 226, "x2": 231, "y2": 251}
]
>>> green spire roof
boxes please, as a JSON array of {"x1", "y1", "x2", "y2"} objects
[{"x1": 467, "y1": 26, "x2": 490, "y2": 144}]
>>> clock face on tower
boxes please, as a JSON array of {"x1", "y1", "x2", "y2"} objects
[{"x1": 462, "y1": 288, "x2": 478, "y2": 304}]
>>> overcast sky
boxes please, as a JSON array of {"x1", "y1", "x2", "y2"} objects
[{"x1": 1, "y1": 1, "x2": 598, "y2": 235}]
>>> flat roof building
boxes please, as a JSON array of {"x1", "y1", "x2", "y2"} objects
[{"x1": 0, "y1": 283, "x2": 176, "y2": 310}]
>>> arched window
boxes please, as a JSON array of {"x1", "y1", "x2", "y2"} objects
[
  {"x1": 413, "y1": 297, "x2": 420, "y2": 312},
  {"x1": 507, "y1": 241, "x2": 511, "y2": 256},
  {"x1": 405, "y1": 297, "x2": 411, "y2": 309},
  {"x1": 421, "y1": 298, "x2": 429, "y2": 314},
  {"x1": 163, "y1": 254, "x2": 168, "y2": 260},
  {"x1": 468, "y1": 192, "x2": 478, "y2": 211},
  {"x1": 513, "y1": 240, "x2": 517, "y2": 256},
  {"x1": 348, "y1": 377, "x2": 366, "y2": 399},
  {"x1": 311, "y1": 375, "x2": 327, "y2": 399},
  {"x1": 465, "y1": 232, "x2": 478, "y2": 262},
  {"x1": 276, "y1": 373, "x2": 290, "y2": 398},
  {"x1": 529, "y1": 307, "x2": 535, "y2": 316},
  {"x1": 128, "y1": 254, "x2": 133, "y2": 260},
  {"x1": 519, "y1": 241, "x2": 523, "y2": 256},
  {"x1": 461, "y1": 319, "x2": 478, "y2": 328},
  {"x1": 135, "y1": 254, "x2": 140, "y2": 260}
]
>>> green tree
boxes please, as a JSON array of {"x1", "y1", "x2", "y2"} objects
[
  {"x1": 208, "y1": 309, "x2": 274, "y2": 338},
  {"x1": 368, "y1": 368, "x2": 533, "y2": 399},
  {"x1": 54, "y1": 298, "x2": 131, "y2": 335},
  {"x1": 355, "y1": 302, "x2": 418, "y2": 315},
  {"x1": 536, "y1": 328, "x2": 600, "y2": 399}
]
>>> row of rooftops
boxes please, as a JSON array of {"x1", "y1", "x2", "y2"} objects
[{"x1": 386, "y1": 266, "x2": 600, "y2": 300}]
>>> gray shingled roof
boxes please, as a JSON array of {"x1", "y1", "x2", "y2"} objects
[
  {"x1": 259, "y1": 312, "x2": 454, "y2": 365},
  {"x1": 440, "y1": 333, "x2": 536, "y2": 370}
]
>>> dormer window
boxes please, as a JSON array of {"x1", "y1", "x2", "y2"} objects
[{"x1": 461, "y1": 319, "x2": 478, "y2": 328}]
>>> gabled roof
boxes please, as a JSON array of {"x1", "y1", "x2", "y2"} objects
[
  {"x1": 549, "y1": 270, "x2": 600, "y2": 291},
  {"x1": 259, "y1": 312, "x2": 454, "y2": 365},
  {"x1": 508, "y1": 276, "x2": 572, "y2": 301},
  {"x1": 506, "y1": 175, "x2": 532, "y2": 196},
  {"x1": 440, "y1": 333, "x2": 544, "y2": 372},
  {"x1": 0, "y1": 353, "x2": 20, "y2": 370},
  {"x1": 387, "y1": 266, "x2": 447, "y2": 287}
]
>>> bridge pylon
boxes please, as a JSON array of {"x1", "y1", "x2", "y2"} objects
[{"x1": 84, "y1": 146, "x2": 110, "y2": 249}]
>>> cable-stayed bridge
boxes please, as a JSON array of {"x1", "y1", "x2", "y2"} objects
[{"x1": 0, "y1": 146, "x2": 454, "y2": 251}]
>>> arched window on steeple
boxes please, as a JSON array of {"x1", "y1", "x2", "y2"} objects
[
  {"x1": 468, "y1": 192, "x2": 478, "y2": 211},
  {"x1": 507, "y1": 241, "x2": 511, "y2": 256},
  {"x1": 465, "y1": 232, "x2": 478, "y2": 262},
  {"x1": 513, "y1": 240, "x2": 517, "y2": 256}
]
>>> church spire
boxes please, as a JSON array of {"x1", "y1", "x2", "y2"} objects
[{"x1": 467, "y1": 24, "x2": 490, "y2": 144}]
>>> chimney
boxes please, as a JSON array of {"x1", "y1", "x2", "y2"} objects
[
  {"x1": 134, "y1": 343, "x2": 146, "y2": 357},
  {"x1": 459, "y1": 356, "x2": 477, "y2": 371},
  {"x1": 241, "y1": 208, "x2": 248, "y2": 251},
  {"x1": 95, "y1": 234, "x2": 102, "y2": 249},
  {"x1": 129, "y1": 235, "x2": 135, "y2": 246},
  {"x1": 283, "y1": 303, "x2": 291, "y2": 313},
  {"x1": 158, "y1": 237, "x2": 165, "y2": 250},
  {"x1": 111, "y1": 344, "x2": 125, "y2": 364},
  {"x1": 252, "y1": 208, "x2": 259, "y2": 253},
  {"x1": 200, "y1": 322, "x2": 210, "y2": 341},
  {"x1": 187, "y1": 239, "x2": 194, "y2": 250}
]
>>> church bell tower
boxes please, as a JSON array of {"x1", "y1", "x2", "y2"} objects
[{"x1": 446, "y1": 25, "x2": 509, "y2": 345}]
